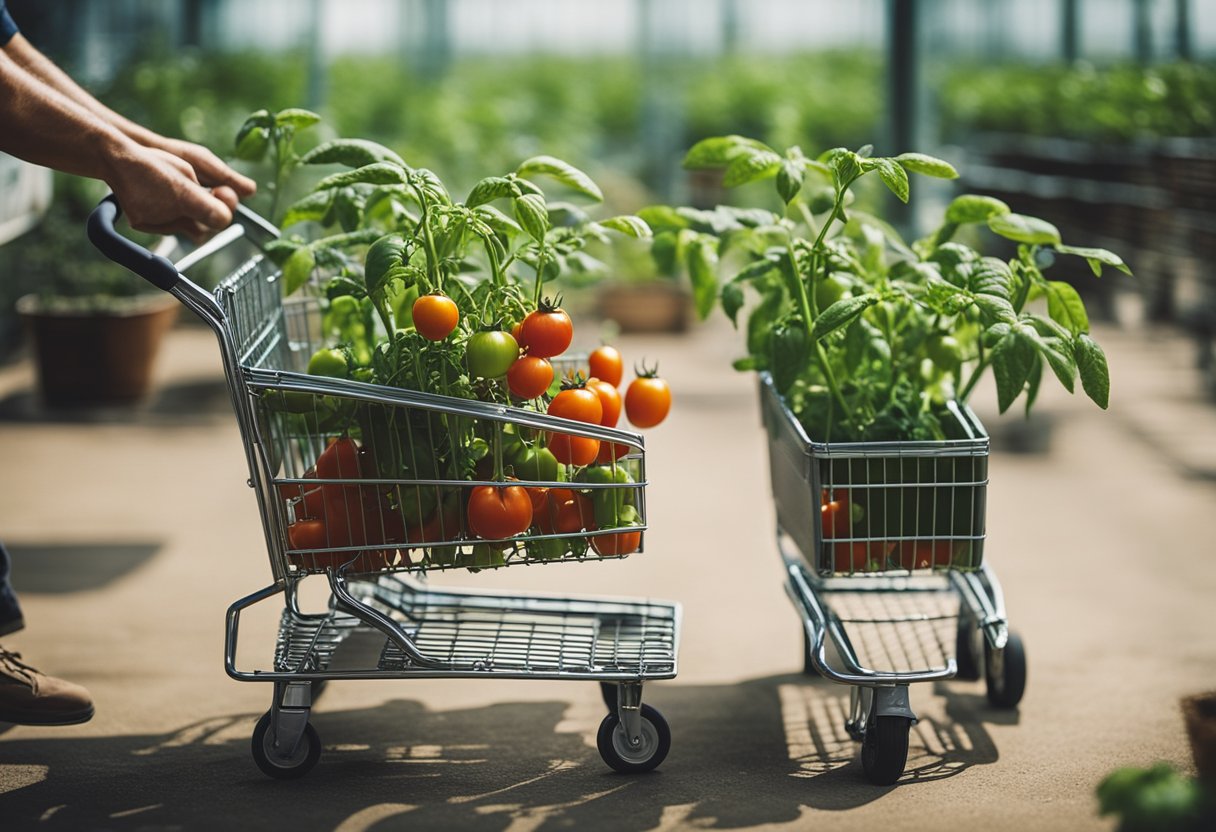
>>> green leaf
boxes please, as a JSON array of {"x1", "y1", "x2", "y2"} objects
[
  {"x1": 810, "y1": 294, "x2": 879, "y2": 342},
  {"x1": 597, "y1": 215, "x2": 653, "y2": 238},
  {"x1": 776, "y1": 159, "x2": 805, "y2": 204},
  {"x1": 873, "y1": 158, "x2": 910, "y2": 203},
  {"x1": 827, "y1": 148, "x2": 862, "y2": 189},
  {"x1": 945, "y1": 194, "x2": 1010, "y2": 225},
  {"x1": 732, "y1": 356, "x2": 760, "y2": 372},
  {"x1": 363, "y1": 234, "x2": 408, "y2": 298},
  {"x1": 988, "y1": 213, "x2": 1061, "y2": 246},
  {"x1": 234, "y1": 109, "x2": 272, "y2": 147},
  {"x1": 513, "y1": 193, "x2": 550, "y2": 242},
  {"x1": 314, "y1": 162, "x2": 407, "y2": 190},
  {"x1": 990, "y1": 327, "x2": 1037, "y2": 413},
  {"x1": 279, "y1": 190, "x2": 333, "y2": 229},
  {"x1": 683, "y1": 135, "x2": 773, "y2": 169},
  {"x1": 516, "y1": 155, "x2": 603, "y2": 201},
  {"x1": 465, "y1": 176, "x2": 518, "y2": 208},
  {"x1": 973, "y1": 293, "x2": 1017, "y2": 324},
  {"x1": 300, "y1": 139, "x2": 407, "y2": 169},
  {"x1": 1045, "y1": 280, "x2": 1090, "y2": 334},
  {"x1": 636, "y1": 205, "x2": 690, "y2": 232},
  {"x1": 233, "y1": 126, "x2": 270, "y2": 161},
  {"x1": 274, "y1": 108, "x2": 322, "y2": 130},
  {"x1": 282, "y1": 245, "x2": 316, "y2": 296},
  {"x1": 722, "y1": 149, "x2": 783, "y2": 188},
  {"x1": 896, "y1": 152, "x2": 959, "y2": 179},
  {"x1": 747, "y1": 291, "x2": 785, "y2": 358},
  {"x1": 1056, "y1": 244, "x2": 1134, "y2": 277},
  {"x1": 686, "y1": 236, "x2": 720, "y2": 320},
  {"x1": 721, "y1": 280, "x2": 746, "y2": 326},
  {"x1": 473, "y1": 205, "x2": 523, "y2": 236},
  {"x1": 769, "y1": 318, "x2": 810, "y2": 392},
  {"x1": 1076, "y1": 334, "x2": 1110, "y2": 409},
  {"x1": 1024, "y1": 355, "x2": 1043, "y2": 416}
]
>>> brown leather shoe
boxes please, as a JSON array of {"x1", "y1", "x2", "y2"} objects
[{"x1": 0, "y1": 646, "x2": 94, "y2": 725}]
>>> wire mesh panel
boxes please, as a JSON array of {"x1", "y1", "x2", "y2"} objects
[{"x1": 760, "y1": 372, "x2": 988, "y2": 576}]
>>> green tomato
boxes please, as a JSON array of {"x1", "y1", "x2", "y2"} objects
[
  {"x1": 329, "y1": 295, "x2": 360, "y2": 318},
  {"x1": 925, "y1": 334, "x2": 962, "y2": 371},
  {"x1": 466, "y1": 330, "x2": 519, "y2": 379},
  {"x1": 526, "y1": 537, "x2": 566, "y2": 561},
  {"x1": 307, "y1": 347, "x2": 348, "y2": 378},
  {"x1": 511, "y1": 447, "x2": 560, "y2": 483},
  {"x1": 815, "y1": 275, "x2": 850, "y2": 311}
]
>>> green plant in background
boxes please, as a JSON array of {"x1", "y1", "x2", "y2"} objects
[
  {"x1": 1097, "y1": 763, "x2": 1213, "y2": 832},
  {"x1": 938, "y1": 60, "x2": 1216, "y2": 143},
  {"x1": 644, "y1": 134, "x2": 1131, "y2": 442}
]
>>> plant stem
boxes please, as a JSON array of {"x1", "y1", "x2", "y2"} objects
[{"x1": 533, "y1": 244, "x2": 548, "y2": 308}]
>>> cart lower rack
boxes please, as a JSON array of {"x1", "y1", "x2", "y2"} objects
[{"x1": 88, "y1": 197, "x2": 682, "y2": 779}]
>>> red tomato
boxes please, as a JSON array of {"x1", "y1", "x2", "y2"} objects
[
  {"x1": 287, "y1": 518, "x2": 328, "y2": 551},
  {"x1": 595, "y1": 441, "x2": 632, "y2": 464},
  {"x1": 548, "y1": 386, "x2": 603, "y2": 425},
  {"x1": 586, "y1": 378, "x2": 622, "y2": 427},
  {"x1": 412, "y1": 293, "x2": 459, "y2": 341},
  {"x1": 624, "y1": 369, "x2": 671, "y2": 428},
  {"x1": 507, "y1": 355, "x2": 554, "y2": 400},
  {"x1": 591, "y1": 529, "x2": 641, "y2": 557},
  {"x1": 316, "y1": 437, "x2": 361, "y2": 480},
  {"x1": 547, "y1": 433, "x2": 600, "y2": 466},
  {"x1": 519, "y1": 300, "x2": 573, "y2": 358},
  {"x1": 820, "y1": 489, "x2": 852, "y2": 539},
  {"x1": 467, "y1": 485, "x2": 533, "y2": 539},
  {"x1": 588, "y1": 345, "x2": 624, "y2": 387},
  {"x1": 537, "y1": 490, "x2": 595, "y2": 534}
]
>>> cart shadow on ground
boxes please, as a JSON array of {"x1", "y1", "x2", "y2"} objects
[{"x1": 0, "y1": 672, "x2": 1016, "y2": 831}]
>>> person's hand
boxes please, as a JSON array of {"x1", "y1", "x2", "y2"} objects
[
  {"x1": 104, "y1": 144, "x2": 239, "y2": 241},
  {"x1": 157, "y1": 136, "x2": 257, "y2": 198}
]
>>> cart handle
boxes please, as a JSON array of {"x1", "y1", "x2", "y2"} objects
[{"x1": 87, "y1": 194, "x2": 280, "y2": 292}]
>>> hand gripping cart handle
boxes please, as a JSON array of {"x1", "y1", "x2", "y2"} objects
[{"x1": 87, "y1": 195, "x2": 682, "y2": 779}]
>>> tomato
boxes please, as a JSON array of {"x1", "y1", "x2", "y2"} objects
[
  {"x1": 466, "y1": 329, "x2": 519, "y2": 379},
  {"x1": 412, "y1": 293, "x2": 460, "y2": 341},
  {"x1": 315, "y1": 437, "x2": 361, "y2": 481},
  {"x1": 511, "y1": 446, "x2": 560, "y2": 482},
  {"x1": 466, "y1": 485, "x2": 533, "y2": 539},
  {"x1": 588, "y1": 345, "x2": 624, "y2": 387},
  {"x1": 525, "y1": 486, "x2": 550, "y2": 513},
  {"x1": 518, "y1": 299, "x2": 573, "y2": 358},
  {"x1": 548, "y1": 386, "x2": 603, "y2": 425},
  {"x1": 596, "y1": 441, "x2": 632, "y2": 463},
  {"x1": 624, "y1": 368, "x2": 671, "y2": 428},
  {"x1": 537, "y1": 490, "x2": 595, "y2": 534},
  {"x1": 820, "y1": 489, "x2": 853, "y2": 538},
  {"x1": 287, "y1": 518, "x2": 328, "y2": 551},
  {"x1": 831, "y1": 542, "x2": 873, "y2": 573},
  {"x1": 586, "y1": 378, "x2": 622, "y2": 427},
  {"x1": 507, "y1": 356, "x2": 554, "y2": 400},
  {"x1": 307, "y1": 348, "x2": 348, "y2": 379},
  {"x1": 591, "y1": 529, "x2": 641, "y2": 557},
  {"x1": 895, "y1": 539, "x2": 956, "y2": 570},
  {"x1": 925, "y1": 334, "x2": 962, "y2": 372},
  {"x1": 815, "y1": 274, "x2": 850, "y2": 311},
  {"x1": 547, "y1": 433, "x2": 600, "y2": 466}
]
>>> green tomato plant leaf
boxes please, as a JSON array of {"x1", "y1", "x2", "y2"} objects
[
  {"x1": 1055, "y1": 244, "x2": 1134, "y2": 276},
  {"x1": 516, "y1": 156, "x2": 603, "y2": 201},
  {"x1": 1076, "y1": 333, "x2": 1110, "y2": 409},
  {"x1": 300, "y1": 139, "x2": 407, "y2": 169},
  {"x1": 896, "y1": 152, "x2": 959, "y2": 179},
  {"x1": 945, "y1": 194, "x2": 1011, "y2": 225},
  {"x1": 810, "y1": 294, "x2": 880, "y2": 342},
  {"x1": 988, "y1": 213, "x2": 1062, "y2": 246}
]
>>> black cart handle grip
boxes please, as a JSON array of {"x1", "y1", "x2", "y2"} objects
[{"x1": 86, "y1": 195, "x2": 181, "y2": 292}]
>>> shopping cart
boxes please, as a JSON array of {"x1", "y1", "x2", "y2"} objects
[
  {"x1": 759, "y1": 372, "x2": 1026, "y2": 785},
  {"x1": 87, "y1": 196, "x2": 681, "y2": 779}
]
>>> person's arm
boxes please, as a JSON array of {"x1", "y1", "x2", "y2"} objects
[
  {"x1": 0, "y1": 45, "x2": 235, "y2": 238},
  {"x1": 2, "y1": 33, "x2": 255, "y2": 198}
]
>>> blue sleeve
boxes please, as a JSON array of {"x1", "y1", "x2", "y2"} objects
[{"x1": 0, "y1": 0, "x2": 18, "y2": 47}]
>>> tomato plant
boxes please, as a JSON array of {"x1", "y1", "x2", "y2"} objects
[
  {"x1": 588, "y1": 345, "x2": 624, "y2": 387},
  {"x1": 625, "y1": 366, "x2": 671, "y2": 428}
]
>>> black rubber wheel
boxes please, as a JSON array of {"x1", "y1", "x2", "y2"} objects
[
  {"x1": 860, "y1": 715, "x2": 911, "y2": 786},
  {"x1": 251, "y1": 710, "x2": 321, "y2": 779},
  {"x1": 599, "y1": 682, "x2": 618, "y2": 712},
  {"x1": 954, "y1": 617, "x2": 981, "y2": 681},
  {"x1": 596, "y1": 703, "x2": 671, "y2": 774},
  {"x1": 985, "y1": 630, "x2": 1027, "y2": 709}
]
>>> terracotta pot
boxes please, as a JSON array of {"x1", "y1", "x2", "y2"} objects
[
  {"x1": 1182, "y1": 691, "x2": 1216, "y2": 783},
  {"x1": 16, "y1": 293, "x2": 180, "y2": 407},
  {"x1": 596, "y1": 282, "x2": 692, "y2": 334}
]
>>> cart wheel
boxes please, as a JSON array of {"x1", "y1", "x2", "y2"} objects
[
  {"x1": 860, "y1": 715, "x2": 911, "y2": 786},
  {"x1": 954, "y1": 617, "x2": 981, "y2": 681},
  {"x1": 599, "y1": 682, "x2": 617, "y2": 712},
  {"x1": 251, "y1": 710, "x2": 321, "y2": 779},
  {"x1": 985, "y1": 630, "x2": 1027, "y2": 709},
  {"x1": 596, "y1": 704, "x2": 671, "y2": 774}
]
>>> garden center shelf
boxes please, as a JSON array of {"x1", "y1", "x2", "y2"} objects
[{"x1": 87, "y1": 195, "x2": 681, "y2": 780}]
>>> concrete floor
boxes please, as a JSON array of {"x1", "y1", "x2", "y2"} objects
[{"x1": 0, "y1": 301, "x2": 1214, "y2": 831}]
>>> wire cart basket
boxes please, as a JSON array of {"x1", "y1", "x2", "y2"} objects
[
  {"x1": 759, "y1": 372, "x2": 1026, "y2": 785},
  {"x1": 88, "y1": 197, "x2": 681, "y2": 779}
]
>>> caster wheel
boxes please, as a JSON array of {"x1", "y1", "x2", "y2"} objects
[
  {"x1": 599, "y1": 682, "x2": 617, "y2": 712},
  {"x1": 597, "y1": 703, "x2": 671, "y2": 774},
  {"x1": 860, "y1": 715, "x2": 911, "y2": 786},
  {"x1": 954, "y1": 616, "x2": 981, "y2": 681},
  {"x1": 985, "y1": 630, "x2": 1027, "y2": 709},
  {"x1": 251, "y1": 710, "x2": 321, "y2": 779}
]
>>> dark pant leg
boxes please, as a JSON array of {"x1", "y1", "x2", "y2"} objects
[{"x1": 0, "y1": 541, "x2": 24, "y2": 635}]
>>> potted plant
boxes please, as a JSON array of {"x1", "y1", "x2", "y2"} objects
[{"x1": 3, "y1": 176, "x2": 178, "y2": 407}]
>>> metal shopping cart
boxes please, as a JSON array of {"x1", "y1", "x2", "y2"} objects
[
  {"x1": 759, "y1": 372, "x2": 1026, "y2": 785},
  {"x1": 87, "y1": 196, "x2": 681, "y2": 779}
]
